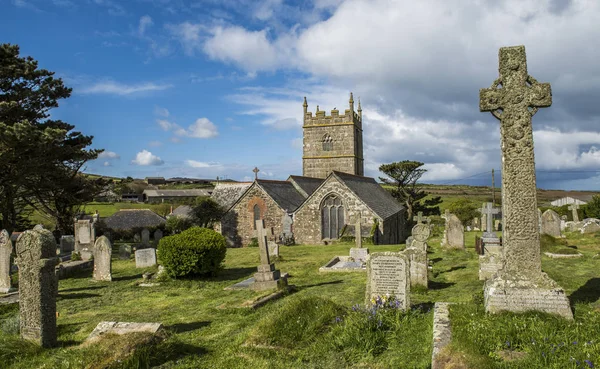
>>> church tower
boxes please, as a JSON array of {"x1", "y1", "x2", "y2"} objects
[{"x1": 302, "y1": 93, "x2": 364, "y2": 179}]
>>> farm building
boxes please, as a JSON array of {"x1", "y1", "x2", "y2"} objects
[
  {"x1": 550, "y1": 194, "x2": 596, "y2": 207},
  {"x1": 142, "y1": 189, "x2": 212, "y2": 203}
]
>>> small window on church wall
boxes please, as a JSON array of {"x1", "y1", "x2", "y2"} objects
[
  {"x1": 321, "y1": 194, "x2": 344, "y2": 239},
  {"x1": 322, "y1": 134, "x2": 333, "y2": 151},
  {"x1": 253, "y1": 204, "x2": 260, "y2": 230}
]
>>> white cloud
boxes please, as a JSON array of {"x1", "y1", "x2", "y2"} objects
[
  {"x1": 138, "y1": 15, "x2": 153, "y2": 36},
  {"x1": 166, "y1": 22, "x2": 205, "y2": 55},
  {"x1": 98, "y1": 150, "x2": 120, "y2": 159},
  {"x1": 157, "y1": 119, "x2": 174, "y2": 131},
  {"x1": 131, "y1": 150, "x2": 164, "y2": 166},
  {"x1": 185, "y1": 118, "x2": 218, "y2": 138},
  {"x1": 80, "y1": 81, "x2": 172, "y2": 95},
  {"x1": 154, "y1": 106, "x2": 169, "y2": 117},
  {"x1": 185, "y1": 160, "x2": 221, "y2": 168},
  {"x1": 103, "y1": 161, "x2": 111, "y2": 167}
]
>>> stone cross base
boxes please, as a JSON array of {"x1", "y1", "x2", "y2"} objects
[
  {"x1": 405, "y1": 248, "x2": 428, "y2": 288},
  {"x1": 479, "y1": 244, "x2": 503, "y2": 280},
  {"x1": 484, "y1": 273, "x2": 573, "y2": 319},
  {"x1": 252, "y1": 264, "x2": 287, "y2": 291}
]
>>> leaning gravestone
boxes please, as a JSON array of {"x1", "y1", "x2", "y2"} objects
[
  {"x1": 135, "y1": 248, "x2": 156, "y2": 268},
  {"x1": 15, "y1": 228, "x2": 59, "y2": 347},
  {"x1": 442, "y1": 211, "x2": 464, "y2": 249},
  {"x1": 153, "y1": 229, "x2": 163, "y2": 246},
  {"x1": 365, "y1": 252, "x2": 409, "y2": 310},
  {"x1": 0, "y1": 230, "x2": 15, "y2": 293},
  {"x1": 60, "y1": 235, "x2": 74, "y2": 254},
  {"x1": 405, "y1": 212, "x2": 429, "y2": 288},
  {"x1": 119, "y1": 244, "x2": 132, "y2": 260},
  {"x1": 479, "y1": 45, "x2": 572, "y2": 318},
  {"x1": 93, "y1": 236, "x2": 112, "y2": 282},
  {"x1": 141, "y1": 229, "x2": 150, "y2": 246},
  {"x1": 541, "y1": 209, "x2": 561, "y2": 237}
]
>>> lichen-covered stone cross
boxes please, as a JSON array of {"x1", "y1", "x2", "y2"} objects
[
  {"x1": 568, "y1": 203, "x2": 580, "y2": 222},
  {"x1": 413, "y1": 211, "x2": 427, "y2": 225},
  {"x1": 255, "y1": 219, "x2": 270, "y2": 265}
]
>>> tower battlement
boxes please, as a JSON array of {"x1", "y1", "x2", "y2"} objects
[{"x1": 302, "y1": 93, "x2": 364, "y2": 179}]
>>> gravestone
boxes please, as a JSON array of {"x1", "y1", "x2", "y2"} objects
[
  {"x1": 349, "y1": 217, "x2": 369, "y2": 264},
  {"x1": 153, "y1": 229, "x2": 163, "y2": 246},
  {"x1": 60, "y1": 235, "x2": 74, "y2": 254},
  {"x1": 252, "y1": 219, "x2": 286, "y2": 291},
  {"x1": 281, "y1": 213, "x2": 293, "y2": 239},
  {"x1": 494, "y1": 220, "x2": 502, "y2": 231},
  {"x1": 442, "y1": 211, "x2": 464, "y2": 249},
  {"x1": 541, "y1": 209, "x2": 561, "y2": 237},
  {"x1": 141, "y1": 229, "x2": 150, "y2": 246},
  {"x1": 119, "y1": 244, "x2": 132, "y2": 260},
  {"x1": 365, "y1": 252, "x2": 409, "y2": 310},
  {"x1": 480, "y1": 214, "x2": 487, "y2": 232},
  {"x1": 135, "y1": 248, "x2": 156, "y2": 268},
  {"x1": 87, "y1": 321, "x2": 164, "y2": 342},
  {"x1": 479, "y1": 243, "x2": 503, "y2": 280},
  {"x1": 568, "y1": 203, "x2": 580, "y2": 223},
  {"x1": 479, "y1": 45, "x2": 572, "y2": 318},
  {"x1": 580, "y1": 220, "x2": 600, "y2": 234},
  {"x1": 538, "y1": 208, "x2": 542, "y2": 233},
  {"x1": 0, "y1": 230, "x2": 15, "y2": 293},
  {"x1": 405, "y1": 212, "x2": 429, "y2": 288},
  {"x1": 15, "y1": 228, "x2": 59, "y2": 347},
  {"x1": 93, "y1": 236, "x2": 112, "y2": 282},
  {"x1": 133, "y1": 233, "x2": 141, "y2": 243},
  {"x1": 74, "y1": 219, "x2": 95, "y2": 260},
  {"x1": 268, "y1": 241, "x2": 279, "y2": 258}
]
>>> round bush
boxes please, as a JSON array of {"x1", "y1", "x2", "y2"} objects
[{"x1": 157, "y1": 227, "x2": 227, "y2": 278}]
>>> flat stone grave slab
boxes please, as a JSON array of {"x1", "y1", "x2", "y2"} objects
[
  {"x1": 319, "y1": 256, "x2": 366, "y2": 273},
  {"x1": 86, "y1": 321, "x2": 164, "y2": 342},
  {"x1": 543, "y1": 252, "x2": 583, "y2": 259},
  {"x1": 225, "y1": 272, "x2": 289, "y2": 290}
]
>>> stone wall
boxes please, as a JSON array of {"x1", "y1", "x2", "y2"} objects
[
  {"x1": 220, "y1": 185, "x2": 285, "y2": 247},
  {"x1": 294, "y1": 177, "x2": 379, "y2": 245},
  {"x1": 302, "y1": 108, "x2": 363, "y2": 178}
]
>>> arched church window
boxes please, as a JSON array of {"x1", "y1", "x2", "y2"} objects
[
  {"x1": 253, "y1": 204, "x2": 260, "y2": 230},
  {"x1": 322, "y1": 134, "x2": 333, "y2": 151},
  {"x1": 321, "y1": 194, "x2": 345, "y2": 239}
]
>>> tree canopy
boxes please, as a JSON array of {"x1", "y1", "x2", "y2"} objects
[{"x1": 0, "y1": 43, "x2": 104, "y2": 233}]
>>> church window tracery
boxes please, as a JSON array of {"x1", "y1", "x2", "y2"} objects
[
  {"x1": 322, "y1": 134, "x2": 333, "y2": 151},
  {"x1": 321, "y1": 194, "x2": 345, "y2": 239}
]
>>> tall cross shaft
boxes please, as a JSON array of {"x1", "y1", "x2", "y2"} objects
[
  {"x1": 568, "y1": 203, "x2": 580, "y2": 222},
  {"x1": 255, "y1": 219, "x2": 270, "y2": 265},
  {"x1": 479, "y1": 46, "x2": 552, "y2": 278}
]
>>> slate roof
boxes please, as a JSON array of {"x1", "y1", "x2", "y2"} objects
[
  {"x1": 333, "y1": 171, "x2": 405, "y2": 220},
  {"x1": 211, "y1": 182, "x2": 252, "y2": 210},
  {"x1": 171, "y1": 205, "x2": 193, "y2": 218},
  {"x1": 102, "y1": 209, "x2": 166, "y2": 230},
  {"x1": 143, "y1": 189, "x2": 212, "y2": 197},
  {"x1": 287, "y1": 175, "x2": 324, "y2": 197},
  {"x1": 257, "y1": 179, "x2": 306, "y2": 212}
]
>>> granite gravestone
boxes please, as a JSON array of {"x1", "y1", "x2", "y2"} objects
[
  {"x1": 479, "y1": 45, "x2": 572, "y2": 318},
  {"x1": 60, "y1": 235, "x2": 74, "y2": 254},
  {"x1": 405, "y1": 212, "x2": 429, "y2": 288},
  {"x1": 93, "y1": 236, "x2": 112, "y2": 282},
  {"x1": 442, "y1": 210, "x2": 464, "y2": 249},
  {"x1": 15, "y1": 228, "x2": 59, "y2": 347},
  {"x1": 119, "y1": 244, "x2": 132, "y2": 260},
  {"x1": 252, "y1": 219, "x2": 286, "y2": 291},
  {"x1": 541, "y1": 209, "x2": 561, "y2": 237},
  {"x1": 153, "y1": 229, "x2": 163, "y2": 246},
  {"x1": 365, "y1": 252, "x2": 409, "y2": 310},
  {"x1": 141, "y1": 229, "x2": 150, "y2": 246},
  {"x1": 0, "y1": 230, "x2": 14, "y2": 293},
  {"x1": 74, "y1": 219, "x2": 95, "y2": 260},
  {"x1": 135, "y1": 248, "x2": 156, "y2": 268}
]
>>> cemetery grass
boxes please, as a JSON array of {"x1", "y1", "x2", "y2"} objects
[{"x1": 0, "y1": 231, "x2": 598, "y2": 368}]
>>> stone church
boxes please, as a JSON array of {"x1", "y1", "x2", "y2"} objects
[{"x1": 214, "y1": 93, "x2": 407, "y2": 247}]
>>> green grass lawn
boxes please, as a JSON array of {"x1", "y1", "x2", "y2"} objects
[{"x1": 0, "y1": 230, "x2": 599, "y2": 368}]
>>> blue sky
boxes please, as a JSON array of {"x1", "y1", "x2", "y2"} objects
[{"x1": 2, "y1": 0, "x2": 600, "y2": 190}]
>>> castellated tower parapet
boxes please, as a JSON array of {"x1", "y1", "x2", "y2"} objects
[{"x1": 302, "y1": 92, "x2": 364, "y2": 179}]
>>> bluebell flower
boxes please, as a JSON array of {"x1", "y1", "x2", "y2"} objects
[
  {"x1": 335, "y1": 316, "x2": 342, "y2": 323},
  {"x1": 505, "y1": 340, "x2": 511, "y2": 348},
  {"x1": 573, "y1": 341, "x2": 578, "y2": 345},
  {"x1": 584, "y1": 360, "x2": 594, "y2": 368}
]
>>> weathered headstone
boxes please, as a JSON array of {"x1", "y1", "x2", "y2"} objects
[
  {"x1": 479, "y1": 243, "x2": 503, "y2": 280},
  {"x1": 580, "y1": 220, "x2": 600, "y2": 234},
  {"x1": 153, "y1": 229, "x2": 163, "y2": 245},
  {"x1": 119, "y1": 244, "x2": 132, "y2": 260},
  {"x1": 541, "y1": 209, "x2": 561, "y2": 237},
  {"x1": 93, "y1": 236, "x2": 112, "y2": 281},
  {"x1": 405, "y1": 212, "x2": 429, "y2": 288},
  {"x1": 60, "y1": 235, "x2": 74, "y2": 254},
  {"x1": 480, "y1": 214, "x2": 487, "y2": 232},
  {"x1": 568, "y1": 203, "x2": 580, "y2": 223},
  {"x1": 74, "y1": 219, "x2": 95, "y2": 260},
  {"x1": 0, "y1": 230, "x2": 15, "y2": 293},
  {"x1": 15, "y1": 228, "x2": 59, "y2": 347},
  {"x1": 282, "y1": 213, "x2": 293, "y2": 238},
  {"x1": 365, "y1": 252, "x2": 409, "y2": 310},
  {"x1": 268, "y1": 241, "x2": 279, "y2": 258},
  {"x1": 252, "y1": 219, "x2": 286, "y2": 291},
  {"x1": 135, "y1": 248, "x2": 156, "y2": 268},
  {"x1": 134, "y1": 233, "x2": 141, "y2": 243},
  {"x1": 141, "y1": 229, "x2": 150, "y2": 246},
  {"x1": 442, "y1": 211, "x2": 464, "y2": 249},
  {"x1": 479, "y1": 45, "x2": 572, "y2": 318}
]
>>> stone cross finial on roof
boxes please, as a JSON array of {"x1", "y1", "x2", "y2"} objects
[
  {"x1": 253, "y1": 167, "x2": 260, "y2": 180},
  {"x1": 413, "y1": 211, "x2": 427, "y2": 225}
]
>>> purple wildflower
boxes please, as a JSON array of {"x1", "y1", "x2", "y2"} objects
[{"x1": 584, "y1": 360, "x2": 595, "y2": 368}]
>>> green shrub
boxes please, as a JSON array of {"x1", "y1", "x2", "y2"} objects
[
  {"x1": 157, "y1": 227, "x2": 227, "y2": 278},
  {"x1": 247, "y1": 237, "x2": 258, "y2": 247}
]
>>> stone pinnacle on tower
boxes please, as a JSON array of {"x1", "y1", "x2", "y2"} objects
[
  {"x1": 303, "y1": 96, "x2": 308, "y2": 116},
  {"x1": 357, "y1": 98, "x2": 362, "y2": 120},
  {"x1": 349, "y1": 92, "x2": 354, "y2": 111}
]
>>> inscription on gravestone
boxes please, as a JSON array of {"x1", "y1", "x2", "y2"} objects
[{"x1": 365, "y1": 252, "x2": 409, "y2": 310}]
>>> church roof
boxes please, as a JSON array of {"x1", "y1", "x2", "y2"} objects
[
  {"x1": 103, "y1": 209, "x2": 166, "y2": 231},
  {"x1": 257, "y1": 179, "x2": 306, "y2": 212},
  {"x1": 211, "y1": 182, "x2": 252, "y2": 211},
  {"x1": 287, "y1": 175, "x2": 324, "y2": 197},
  {"x1": 170, "y1": 205, "x2": 193, "y2": 218},
  {"x1": 332, "y1": 171, "x2": 405, "y2": 220}
]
